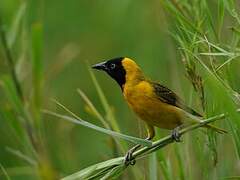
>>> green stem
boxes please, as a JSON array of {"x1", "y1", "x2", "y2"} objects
[
  {"x1": 132, "y1": 113, "x2": 226, "y2": 160},
  {"x1": 0, "y1": 16, "x2": 24, "y2": 101}
]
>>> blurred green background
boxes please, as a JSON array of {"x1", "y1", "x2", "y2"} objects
[{"x1": 1, "y1": 0, "x2": 240, "y2": 179}]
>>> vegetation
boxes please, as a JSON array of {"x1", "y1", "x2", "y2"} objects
[{"x1": 0, "y1": 0, "x2": 240, "y2": 179}]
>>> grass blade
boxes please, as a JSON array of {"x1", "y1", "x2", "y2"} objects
[
  {"x1": 0, "y1": 76, "x2": 24, "y2": 115},
  {"x1": 157, "y1": 151, "x2": 172, "y2": 180},
  {"x1": 149, "y1": 152, "x2": 158, "y2": 180},
  {"x1": 62, "y1": 157, "x2": 124, "y2": 180},
  {"x1": 88, "y1": 65, "x2": 121, "y2": 132},
  {"x1": 5, "y1": 147, "x2": 37, "y2": 166},
  {"x1": 175, "y1": 145, "x2": 186, "y2": 180},
  {"x1": 77, "y1": 89, "x2": 125, "y2": 153},
  {"x1": 200, "y1": 52, "x2": 234, "y2": 56},
  {"x1": 43, "y1": 110, "x2": 152, "y2": 147},
  {"x1": 31, "y1": 23, "x2": 43, "y2": 113},
  {"x1": 100, "y1": 165, "x2": 126, "y2": 180},
  {"x1": 0, "y1": 163, "x2": 11, "y2": 180},
  {"x1": 217, "y1": 0, "x2": 225, "y2": 37},
  {"x1": 7, "y1": 3, "x2": 26, "y2": 48},
  {"x1": 77, "y1": 89, "x2": 110, "y2": 129}
]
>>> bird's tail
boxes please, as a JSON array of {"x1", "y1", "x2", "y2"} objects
[{"x1": 204, "y1": 124, "x2": 228, "y2": 134}]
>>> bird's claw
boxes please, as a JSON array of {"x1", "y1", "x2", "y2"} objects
[
  {"x1": 171, "y1": 127, "x2": 181, "y2": 142},
  {"x1": 124, "y1": 150, "x2": 136, "y2": 166}
]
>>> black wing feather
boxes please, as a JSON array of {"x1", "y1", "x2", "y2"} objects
[{"x1": 152, "y1": 82, "x2": 202, "y2": 117}]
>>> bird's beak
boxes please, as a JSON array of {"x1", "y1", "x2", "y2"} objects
[{"x1": 92, "y1": 61, "x2": 107, "y2": 71}]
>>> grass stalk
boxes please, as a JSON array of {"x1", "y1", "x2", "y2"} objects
[{"x1": 0, "y1": 16, "x2": 24, "y2": 101}]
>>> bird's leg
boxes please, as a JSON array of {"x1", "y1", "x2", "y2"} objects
[
  {"x1": 171, "y1": 126, "x2": 182, "y2": 142},
  {"x1": 124, "y1": 124, "x2": 155, "y2": 166}
]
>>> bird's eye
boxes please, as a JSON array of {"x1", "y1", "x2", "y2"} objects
[{"x1": 110, "y1": 63, "x2": 116, "y2": 70}]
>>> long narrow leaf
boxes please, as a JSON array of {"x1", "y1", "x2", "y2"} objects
[
  {"x1": 5, "y1": 147, "x2": 37, "y2": 166},
  {"x1": 200, "y1": 52, "x2": 234, "y2": 56},
  {"x1": 100, "y1": 165, "x2": 126, "y2": 180},
  {"x1": 7, "y1": 3, "x2": 26, "y2": 48},
  {"x1": 77, "y1": 89, "x2": 110, "y2": 129},
  {"x1": 43, "y1": 110, "x2": 152, "y2": 147},
  {"x1": 76, "y1": 90, "x2": 125, "y2": 153},
  {"x1": 31, "y1": 23, "x2": 43, "y2": 112},
  {"x1": 88, "y1": 65, "x2": 121, "y2": 132},
  {"x1": 62, "y1": 157, "x2": 124, "y2": 180},
  {"x1": 149, "y1": 152, "x2": 158, "y2": 180},
  {"x1": 0, "y1": 163, "x2": 10, "y2": 180},
  {"x1": 0, "y1": 76, "x2": 24, "y2": 115}
]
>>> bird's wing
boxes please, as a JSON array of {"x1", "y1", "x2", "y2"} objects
[{"x1": 151, "y1": 82, "x2": 202, "y2": 117}]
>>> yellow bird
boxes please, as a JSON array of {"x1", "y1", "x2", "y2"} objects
[{"x1": 92, "y1": 57, "x2": 226, "y2": 165}]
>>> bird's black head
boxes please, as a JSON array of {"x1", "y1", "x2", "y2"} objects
[{"x1": 92, "y1": 57, "x2": 126, "y2": 89}]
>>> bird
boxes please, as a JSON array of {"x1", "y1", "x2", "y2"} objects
[{"x1": 92, "y1": 57, "x2": 227, "y2": 165}]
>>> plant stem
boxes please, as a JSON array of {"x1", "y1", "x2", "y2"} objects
[
  {"x1": 131, "y1": 113, "x2": 226, "y2": 161},
  {"x1": 0, "y1": 16, "x2": 24, "y2": 101}
]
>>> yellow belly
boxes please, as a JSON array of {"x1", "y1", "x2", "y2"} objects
[{"x1": 123, "y1": 81, "x2": 184, "y2": 130}]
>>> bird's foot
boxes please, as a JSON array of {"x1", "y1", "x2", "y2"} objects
[
  {"x1": 124, "y1": 150, "x2": 136, "y2": 166},
  {"x1": 171, "y1": 127, "x2": 181, "y2": 142},
  {"x1": 124, "y1": 145, "x2": 140, "y2": 166}
]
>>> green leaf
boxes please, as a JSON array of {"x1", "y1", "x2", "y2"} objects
[
  {"x1": 61, "y1": 157, "x2": 124, "y2": 180},
  {"x1": 216, "y1": 56, "x2": 239, "y2": 71},
  {"x1": 77, "y1": 89, "x2": 110, "y2": 129},
  {"x1": 202, "y1": 0, "x2": 218, "y2": 39},
  {"x1": 100, "y1": 165, "x2": 126, "y2": 180},
  {"x1": 7, "y1": 3, "x2": 26, "y2": 48},
  {"x1": 200, "y1": 52, "x2": 234, "y2": 56},
  {"x1": 5, "y1": 147, "x2": 36, "y2": 166},
  {"x1": 88, "y1": 65, "x2": 121, "y2": 132},
  {"x1": 76, "y1": 90, "x2": 125, "y2": 153},
  {"x1": 0, "y1": 75, "x2": 24, "y2": 115},
  {"x1": 217, "y1": 0, "x2": 225, "y2": 36},
  {"x1": 31, "y1": 22, "x2": 43, "y2": 112},
  {"x1": 0, "y1": 108, "x2": 24, "y2": 142},
  {"x1": 193, "y1": 53, "x2": 240, "y2": 158},
  {"x1": 174, "y1": 145, "x2": 186, "y2": 180},
  {"x1": 43, "y1": 110, "x2": 152, "y2": 147},
  {"x1": 0, "y1": 163, "x2": 11, "y2": 180},
  {"x1": 157, "y1": 151, "x2": 172, "y2": 180},
  {"x1": 149, "y1": 152, "x2": 158, "y2": 180}
]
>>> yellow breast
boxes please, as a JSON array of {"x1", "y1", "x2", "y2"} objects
[{"x1": 123, "y1": 81, "x2": 184, "y2": 129}]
